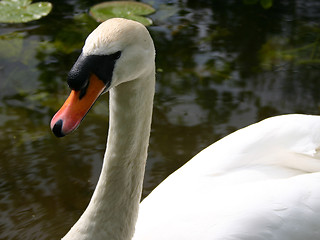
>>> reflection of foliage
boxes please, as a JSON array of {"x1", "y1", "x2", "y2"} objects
[
  {"x1": 53, "y1": 14, "x2": 99, "y2": 54},
  {"x1": 0, "y1": 12, "x2": 99, "y2": 109},
  {"x1": 89, "y1": 1, "x2": 155, "y2": 26},
  {"x1": 0, "y1": 32, "x2": 37, "y2": 64},
  {"x1": 0, "y1": 0, "x2": 52, "y2": 23},
  {"x1": 260, "y1": 25, "x2": 320, "y2": 70},
  {"x1": 0, "y1": 102, "x2": 107, "y2": 239},
  {"x1": 0, "y1": 32, "x2": 40, "y2": 100},
  {"x1": 243, "y1": 0, "x2": 273, "y2": 9}
]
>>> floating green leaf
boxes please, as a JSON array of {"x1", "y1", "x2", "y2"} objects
[
  {"x1": 90, "y1": 1, "x2": 155, "y2": 26},
  {"x1": 0, "y1": 0, "x2": 52, "y2": 23}
]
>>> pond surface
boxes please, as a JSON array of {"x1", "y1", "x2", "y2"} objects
[{"x1": 1, "y1": 0, "x2": 320, "y2": 239}]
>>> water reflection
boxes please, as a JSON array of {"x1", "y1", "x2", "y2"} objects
[{"x1": 0, "y1": 0, "x2": 320, "y2": 239}]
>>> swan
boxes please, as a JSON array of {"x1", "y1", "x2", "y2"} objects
[{"x1": 50, "y1": 18, "x2": 320, "y2": 240}]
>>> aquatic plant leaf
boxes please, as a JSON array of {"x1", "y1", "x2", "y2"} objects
[
  {"x1": 90, "y1": 1, "x2": 155, "y2": 26},
  {"x1": 0, "y1": 0, "x2": 52, "y2": 23}
]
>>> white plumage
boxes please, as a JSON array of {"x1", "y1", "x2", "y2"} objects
[{"x1": 134, "y1": 114, "x2": 320, "y2": 240}]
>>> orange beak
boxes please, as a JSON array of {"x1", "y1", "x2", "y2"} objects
[{"x1": 50, "y1": 74, "x2": 106, "y2": 137}]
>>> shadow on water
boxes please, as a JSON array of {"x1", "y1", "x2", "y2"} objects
[{"x1": 0, "y1": 0, "x2": 320, "y2": 239}]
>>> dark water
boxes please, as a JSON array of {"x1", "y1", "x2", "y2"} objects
[{"x1": 0, "y1": 0, "x2": 320, "y2": 239}]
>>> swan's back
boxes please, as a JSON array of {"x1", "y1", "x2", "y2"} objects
[
  {"x1": 133, "y1": 114, "x2": 320, "y2": 240},
  {"x1": 184, "y1": 114, "x2": 320, "y2": 177}
]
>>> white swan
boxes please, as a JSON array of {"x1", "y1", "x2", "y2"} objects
[{"x1": 51, "y1": 18, "x2": 320, "y2": 240}]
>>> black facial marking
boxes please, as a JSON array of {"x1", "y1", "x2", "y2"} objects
[
  {"x1": 67, "y1": 54, "x2": 91, "y2": 91},
  {"x1": 79, "y1": 79, "x2": 89, "y2": 100},
  {"x1": 112, "y1": 51, "x2": 121, "y2": 60},
  {"x1": 67, "y1": 51, "x2": 121, "y2": 92}
]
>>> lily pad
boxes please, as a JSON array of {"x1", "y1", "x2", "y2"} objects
[
  {"x1": 0, "y1": 0, "x2": 52, "y2": 23},
  {"x1": 89, "y1": 1, "x2": 155, "y2": 26}
]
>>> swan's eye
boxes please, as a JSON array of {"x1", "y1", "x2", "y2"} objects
[{"x1": 112, "y1": 51, "x2": 121, "y2": 60}]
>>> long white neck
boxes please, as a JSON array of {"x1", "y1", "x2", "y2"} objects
[{"x1": 62, "y1": 68, "x2": 155, "y2": 240}]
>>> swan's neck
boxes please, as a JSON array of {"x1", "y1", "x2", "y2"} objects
[{"x1": 62, "y1": 69, "x2": 155, "y2": 240}]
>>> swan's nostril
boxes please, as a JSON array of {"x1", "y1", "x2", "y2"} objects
[{"x1": 52, "y1": 119, "x2": 65, "y2": 138}]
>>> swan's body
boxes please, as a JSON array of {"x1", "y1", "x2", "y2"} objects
[
  {"x1": 51, "y1": 18, "x2": 320, "y2": 240},
  {"x1": 134, "y1": 114, "x2": 320, "y2": 240}
]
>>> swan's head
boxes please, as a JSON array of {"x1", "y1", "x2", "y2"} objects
[{"x1": 50, "y1": 18, "x2": 155, "y2": 137}]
